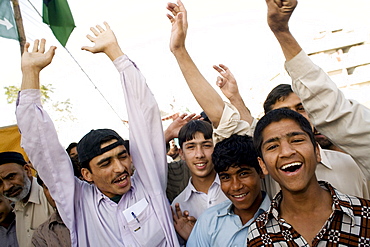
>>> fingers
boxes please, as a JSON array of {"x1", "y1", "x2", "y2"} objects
[
  {"x1": 175, "y1": 203, "x2": 183, "y2": 218},
  {"x1": 32, "y1": 39, "x2": 39, "y2": 52},
  {"x1": 219, "y1": 64, "x2": 229, "y2": 72},
  {"x1": 46, "y1": 45, "x2": 57, "y2": 59},
  {"x1": 90, "y1": 27, "x2": 100, "y2": 37},
  {"x1": 23, "y1": 42, "x2": 30, "y2": 53},
  {"x1": 213, "y1": 65, "x2": 223, "y2": 73},
  {"x1": 86, "y1": 34, "x2": 96, "y2": 43},
  {"x1": 39, "y1": 39, "x2": 46, "y2": 53},
  {"x1": 103, "y1": 21, "x2": 110, "y2": 30}
]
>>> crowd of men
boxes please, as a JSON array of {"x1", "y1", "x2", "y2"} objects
[{"x1": 1, "y1": 0, "x2": 369, "y2": 246}]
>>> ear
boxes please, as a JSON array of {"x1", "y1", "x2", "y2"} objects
[
  {"x1": 179, "y1": 148, "x2": 184, "y2": 160},
  {"x1": 23, "y1": 164, "x2": 33, "y2": 178},
  {"x1": 315, "y1": 142, "x2": 321, "y2": 164},
  {"x1": 81, "y1": 168, "x2": 93, "y2": 183},
  {"x1": 258, "y1": 157, "x2": 269, "y2": 176}
]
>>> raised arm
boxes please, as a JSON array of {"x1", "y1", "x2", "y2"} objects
[
  {"x1": 266, "y1": 0, "x2": 300, "y2": 61},
  {"x1": 266, "y1": 0, "x2": 370, "y2": 177},
  {"x1": 213, "y1": 64, "x2": 253, "y2": 125},
  {"x1": 167, "y1": 0, "x2": 224, "y2": 127},
  {"x1": 17, "y1": 40, "x2": 76, "y2": 241},
  {"x1": 164, "y1": 113, "x2": 201, "y2": 143}
]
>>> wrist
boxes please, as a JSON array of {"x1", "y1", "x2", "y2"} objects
[{"x1": 105, "y1": 44, "x2": 124, "y2": 61}]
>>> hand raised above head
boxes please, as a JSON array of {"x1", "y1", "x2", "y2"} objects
[
  {"x1": 266, "y1": 0, "x2": 297, "y2": 33},
  {"x1": 21, "y1": 39, "x2": 56, "y2": 74},
  {"x1": 166, "y1": 0, "x2": 188, "y2": 53},
  {"x1": 81, "y1": 22, "x2": 123, "y2": 61},
  {"x1": 213, "y1": 64, "x2": 239, "y2": 101}
]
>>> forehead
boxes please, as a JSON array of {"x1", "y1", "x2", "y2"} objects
[
  {"x1": 220, "y1": 164, "x2": 255, "y2": 174},
  {"x1": 272, "y1": 92, "x2": 301, "y2": 110},
  {"x1": 262, "y1": 119, "x2": 304, "y2": 140},
  {"x1": 183, "y1": 132, "x2": 212, "y2": 144},
  {"x1": 0, "y1": 163, "x2": 24, "y2": 175}
]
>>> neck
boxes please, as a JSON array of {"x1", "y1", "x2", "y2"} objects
[
  {"x1": 280, "y1": 181, "x2": 332, "y2": 217},
  {"x1": 235, "y1": 191, "x2": 264, "y2": 225},
  {"x1": 191, "y1": 170, "x2": 217, "y2": 193}
]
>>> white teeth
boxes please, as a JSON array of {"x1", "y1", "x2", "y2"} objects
[
  {"x1": 195, "y1": 163, "x2": 205, "y2": 167},
  {"x1": 281, "y1": 162, "x2": 302, "y2": 170},
  {"x1": 116, "y1": 176, "x2": 127, "y2": 182},
  {"x1": 233, "y1": 193, "x2": 246, "y2": 198}
]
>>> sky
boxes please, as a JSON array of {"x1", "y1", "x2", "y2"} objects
[{"x1": 1, "y1": 0, "x2": 370, "y2": 147}]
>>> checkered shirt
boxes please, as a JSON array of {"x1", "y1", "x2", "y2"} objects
[{"x1": 247, "y1": 181, "x2": 370, "y2": 246}]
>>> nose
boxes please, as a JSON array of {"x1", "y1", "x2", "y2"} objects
[
  {"x1": 194, "y1": 145, "x2": 205, "y2": 159},
  {"x1": 279, "y1": 141, "x2": 296, "y2": 158},
  {"x1": 112, "y1": 158, "x2": 125, "y2": 173},
  {"x1": 231, "y1": 176, "x2": 243, "y2": 191}
]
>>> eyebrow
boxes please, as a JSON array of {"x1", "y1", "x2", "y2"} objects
[
  {"x1": 96, "y1": 149, "x2": 127, "y2": 166},
  {"x1": 184, "y1": 140, "x2": 213, "y2": 146},
  {"x1": 262, "y1": 131, "x2": 307, "y2": 147}
]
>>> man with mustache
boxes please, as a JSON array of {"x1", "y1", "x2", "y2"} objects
[
  {"x1": 16, "y1": 22, "x2": 179, "y2": 246},
  {"x1": 0, "y1": 151, "x2": 53, "y2": 247}
]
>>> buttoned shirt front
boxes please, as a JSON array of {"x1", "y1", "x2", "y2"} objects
[
  {"x1": 171, "y1": 174, "x2": 228, "y2": 219},
  {"x1": 14, "y1": 177, "x2": 54, "y2": 247},
  {"x1": 247, "y1": 182, "x2": 370, "y2": 246},
  {"x1": 16, "y1": 55, "x2": 179, "y2": 247},
  {"x1": 286, "y1": 50, "x2": 370, "y2": 179},
  {"x1": 187, "y1": 192, "x2": 270, "y2": 247}
]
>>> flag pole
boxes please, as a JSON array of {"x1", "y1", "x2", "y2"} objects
[{"x1": 11, "y1": 0, "x2": 26, "y2": 55}]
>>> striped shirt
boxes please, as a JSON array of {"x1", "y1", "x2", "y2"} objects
[{"x1": 247, "y1": 181, "x2": 370, "y2": 246}]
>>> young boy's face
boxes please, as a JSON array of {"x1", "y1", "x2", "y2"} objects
[
  {"x1": 180, "y1": 132, "x2": 215, "y2": 178},
  {"x1": 218, "y1": 164, "x2": 263, "y2": 215},
  {"x1": 257, "y1": 118, "x2": 320, "y2": 194}
]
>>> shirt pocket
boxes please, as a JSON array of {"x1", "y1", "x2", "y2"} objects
[{"x1": 126, "y1": 199, "x2": 166, "y2": 246}]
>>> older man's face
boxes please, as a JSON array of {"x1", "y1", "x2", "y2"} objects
[{"x1": 0, "y1": 163, "x2": 32, "y2": 202}]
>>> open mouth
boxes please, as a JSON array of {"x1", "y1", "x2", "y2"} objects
[
  {"x1": 194, "y1": 162, "x2": 206, "y2": 169},
  {"x1": 112, "y1": 173, "x2": 129, "y2": 184},
  {"x1": 280, "y1": 162, "x2": 302, "y2": 173},
  {"x1": 232, "y1": 193, "x2": 247, "y2": 198}
]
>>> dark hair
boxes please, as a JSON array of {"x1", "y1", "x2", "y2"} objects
[
  {"x1": 212, "y1": 134, "x2": 261, "y2": 174},
  {"x1": 178, "y1": 120, "x2": 213, "y2": 148},
  {"x1": 253, "y1": 108, "x2": 316, "y2": 158},
  {"x1": 263, "y1": 84, "x2": 293, "y2": 114},
  {"x1": 200, "y1": 111, "x2": 211, "y2": 124},
  {"x1": 66, "y1": 142, "x2": 78, "y2": 155}
]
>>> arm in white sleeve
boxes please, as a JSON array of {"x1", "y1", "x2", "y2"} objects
[{"x1": 287, "y1": 50, "x2": 370, "y2": 179}]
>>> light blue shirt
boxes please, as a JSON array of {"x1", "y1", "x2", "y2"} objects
[
  {"x1": 187, "y1": 191, "x2": 270, "y2": 247},
  {"x1": 16, "y1": 55, "x2": 179, "y2": 247}
]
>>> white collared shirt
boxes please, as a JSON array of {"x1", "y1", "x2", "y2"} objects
[{"x1": 171, "y1": 174, "x2": 229, "y2": 219}]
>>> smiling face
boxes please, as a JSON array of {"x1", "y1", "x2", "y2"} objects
[
  {"x1": 258, "y1": 118, "x2": 321, "y2": 194},
  {"x1": 81, "y1": 140, "x2": 133, "y2": 198},
  {"x1": 180, "y1": 132, "x2": 215, "y2": 179},
  {"x1": 0, "y1": 163, "x2": 32, "y2": 202},
  {"x1": 219, "y1": 164, "x2": 263, "y2": 216}
]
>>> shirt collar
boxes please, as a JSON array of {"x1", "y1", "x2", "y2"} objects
[
  {"x1": 261, "y1": 181, "x2": 356, "y2": 227},
  {"x1": 26, "y1": 177, "x2": 41, "y2": 205},
  {"x1": 318, "y1": 146, "x2": 333, "y2": 169},
  {"x1": 183, "y1": 174, "x2": 220, "y2": 202}
]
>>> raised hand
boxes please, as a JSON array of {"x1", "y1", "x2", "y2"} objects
[
  {"x1": 166, "y1": 0, "x2": 188, "y2": 53},
  {"x1": 213, "y1": 64, "x2": 240, "y2": 101},
  {"x1": 81, "y1": 22, "x2": 123, "y2": 61},
  {"x1": 164, "y1": 113, "x2": 201, "y2": 143},
  {"x1": 21, "y1": 39, "x2": 56, "y2": 74},
  {"x1": 266, "y1": 0, "x2": 297, "y2": 32},
  {"x1": 171, "y1": 203, "x2": 196, "y2": 241}
]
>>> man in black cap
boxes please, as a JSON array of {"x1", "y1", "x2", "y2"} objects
[
  {"x1": 0, "y1": 151, "x2": 53, "y2": 247},
  {"x1": 16, "y1": 22, "x2": 179, "y2": 246}
]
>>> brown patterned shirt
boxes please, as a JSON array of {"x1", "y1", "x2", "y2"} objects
[{"x1": 247, "y1": 181, "x2": 370, "y2": 246}]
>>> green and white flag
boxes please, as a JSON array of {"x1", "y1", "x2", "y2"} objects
[
  {"x1": 43, "y1": 0, "x2": 75, "y2": 47},
  {"x1": 0, "y1": 0, "x2": 19, "y2": 41}
]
